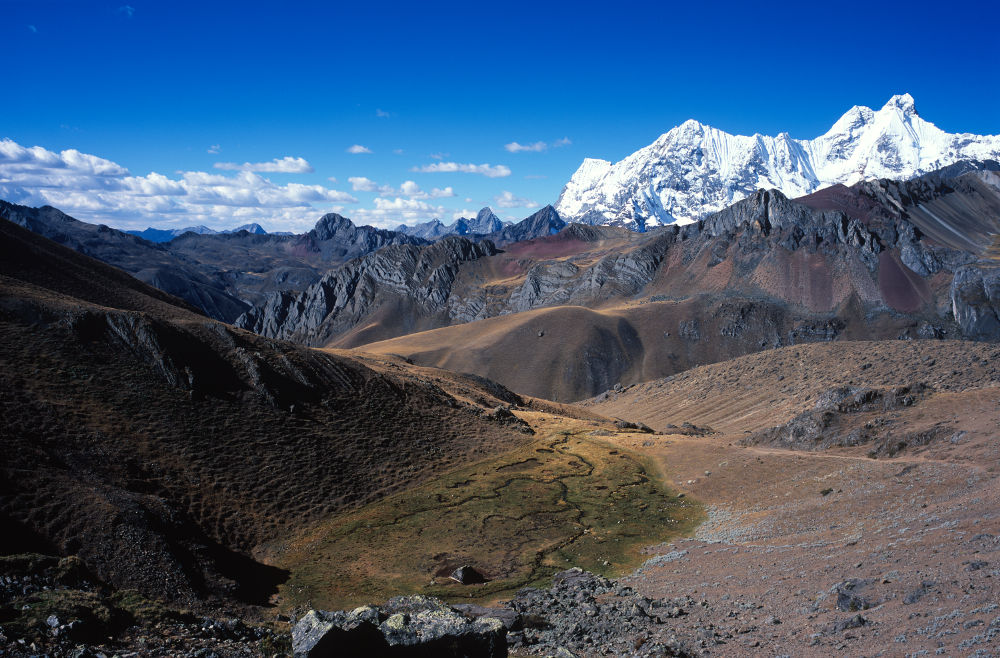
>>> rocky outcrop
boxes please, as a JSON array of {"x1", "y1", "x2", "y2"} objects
[
  {"x1": 235, "y1": 237, "x2": 499, "y2": 344},
  {"x1": 291, "y1": 569, "x2": 697, "y2": 658},
  {"x1": 743, "y1": 383, "x2": 930, "y2": 452},
  {"x1": 951, "y1": 264, "x2": 1000, "y2": 339},
  {"x1": 292, "y1": 597, "x2": 506, "y2": 658},
  {"x1": 509, "y1": 235, "x2": 668, "y2": 312}
]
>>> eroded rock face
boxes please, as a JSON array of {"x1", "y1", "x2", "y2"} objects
[
  {"x1": 236, "y1": 237, "x2": 499, "y2": 345},
  {"x1": 291, "y1": 596, "x2": 506, "y2": 658},
  {"x1": 951, "y1": 265, "x2": 1000, "y2": 339}
]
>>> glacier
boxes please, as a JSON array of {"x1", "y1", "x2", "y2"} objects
[{"x1": 555, "y1": 94, "x2": 1000, "y2": 231}]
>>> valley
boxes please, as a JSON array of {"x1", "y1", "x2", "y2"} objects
[{"x1": 2, "y1": 109, "x2": 1000, "y2": 656}]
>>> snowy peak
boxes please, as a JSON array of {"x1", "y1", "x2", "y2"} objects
[
  {"x1": 556, "y1": 95, "x2": 1000, "y2": 229},
  {"x1": 884, "y1": 92, "x2": 917, "y2": 115}
]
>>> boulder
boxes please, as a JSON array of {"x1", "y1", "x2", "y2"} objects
[
  {"x1": 450, "y1": 565, "x2": 487, "y2": 585},
  {"x1": 291, "y1": 596, "x2": 507, "y2": 657}
]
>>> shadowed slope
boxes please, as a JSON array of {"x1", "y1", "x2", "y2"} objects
[{"x1": 0, "y1": 218, "x2": 531, "y2": 608}]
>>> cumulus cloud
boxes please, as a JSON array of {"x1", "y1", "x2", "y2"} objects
[
  {"x1": 213, "y1": 156, "x2": 313, "y2": 173},
  {"x1": 348, "y1": 176, "x2": 378, "y2": 192},
  {"x1": 347, "y1": 144, "x2": 373, "y2": 154},
  {"x1": 348, "y1": 177, "x2": 456, "y2": 200},
  {"x1": 504, "y1": 141, "x2": 547, "y2": 153},
  {"x1": 494, "y1": 190, "x2": 538, "y2": 208},
  {"x1": 348, "y1": 197, "x2": 448, "y2": 228},
  {"x1": 0, "y1": 137, "x2": 356, "y2": 232},
  {"x1": 504, "y1": 137, "x2": 572, "y2": 153},
  {"x1": 412, "y1": 162, "x2": 511, "y2": 178},
  {"x1": 207, "y1": 144, "x2": 220, "y2": 154},
  {"x1": 428, "y1": 186, "x2": 455, "y2": 198}
]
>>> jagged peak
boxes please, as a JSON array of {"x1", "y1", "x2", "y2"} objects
[
  {"x1": 881, "y1": 93, "x2": 917, "y2": 115},
  {"x1": 311, "y1": 213, "x2": 357, "y2": 239}
]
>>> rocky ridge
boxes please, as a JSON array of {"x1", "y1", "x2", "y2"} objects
[
  {"x1": 235, "y1": 236, "x2": 500, "y2": 344},
  {"x1": 395, "y1": 207, "x2": 506, "y2": 240}
]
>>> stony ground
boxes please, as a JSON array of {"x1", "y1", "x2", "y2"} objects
[{"x1": 582, "y1": 341, "x2": 1000, "y2": 657}]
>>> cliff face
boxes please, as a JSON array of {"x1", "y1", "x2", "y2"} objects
[{"x1": 235, "y1": 237, "x2": 500, "y2": 345}]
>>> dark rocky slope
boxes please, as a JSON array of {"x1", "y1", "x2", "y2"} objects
[{"x1": 0, "y1": 217, "x2": 530, "y2": 608}]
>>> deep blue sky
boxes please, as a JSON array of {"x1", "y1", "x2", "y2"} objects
[{"x1": 2, "y1": 0, "x2": 999, "y2": 230}]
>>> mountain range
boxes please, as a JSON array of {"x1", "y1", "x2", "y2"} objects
[
  {"x1": 6, "y1": 96, "x2": 1000, "y2": 657},
  {"x1": 239, "y1": 161, "x2": 1000, "y2": 401},
  {"x1": 126, "y1": 222, "x2": 273, "y2": 243},
  {"x1": 556, "y1": 94, "x2": 1000, "y2": 231},
  {"x1": 394, "y1": 207, "x2": 507, "y2": 240}
]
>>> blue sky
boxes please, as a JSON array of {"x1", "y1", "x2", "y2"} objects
[{"x1": 2, "y1": 0, "x2": 999, "y2": 231}]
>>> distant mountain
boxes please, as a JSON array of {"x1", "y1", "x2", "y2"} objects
[
  {"x1": 463, "y1": 206, "x2": 505, "y2": 234},
  {"x1": 490, "y1": 205, "x2": 565, "y2": 246},
  {"x1": 395, "y1": 207, "x2": 506, "y2": 241},
  {"x1": 127, "y1": 222, "x2": 268, "y2": 243},
  {"x1": 556, "y1": 94, "x2": 1000, "y2": 231},
  {"x1": 0, "y1": 201, "x2": 428, "y2": 321}
]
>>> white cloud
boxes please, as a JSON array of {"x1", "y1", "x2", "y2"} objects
[
  {"x1": 207, "y1": 144, "x2": 220, "y2": 154},
  {"x1": 504, "y1": 137, "x2": 572, "y2": 152},
  {"x1": 348, "y1": 177, "x2": 456, "y2": 200},
  {"x1": 376, "y1": 108, "x2": 391, "y2": 118},
  {"x1": 118, "y1": 5, "x2": 135, "y2": 17},
  {"x1": 494, "y1": 190, "x2": 538, "y2": 209},
  {"x1": 347, "y1": 144, "x2": 373, "y2": 154},
  {"x1": 412, "y1": 162, "x2": 511, "y2": 178},
  {"x1": 348, "y1": 197, "x2": 448, "y2": 229},
  {"x1": 0, "y1": 137, "x2": 357, "y2": 232},
  {"x1": 213, "y1": 156, "x2": 313, "y2": 173},
  {"x1": 505, "y1": 141, "x2": 547, "y2": 153},
  {"x1": 348, "y1": 176, "x2": 378, "y2": 192},
  {"x1": 429, "y1": 186, "x2": 455, "y2": 198},
  {"x1": 429, "y1": 152, "x2": 448, "y2": 160},
  {"x1": 399, "y1": 180, "x2": 421, "y2": 196},
  {"x1": 393, "y1": 148, "x2": 404, "y2": 155}
]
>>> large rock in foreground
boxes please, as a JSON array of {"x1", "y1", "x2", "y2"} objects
[{"x1": 292, "y1": 595, "x2": 506, "y2": 657}]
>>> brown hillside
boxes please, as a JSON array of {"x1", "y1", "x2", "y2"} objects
[{"x1": 0, "y1": 218, "x2": 532, "y2": 610}]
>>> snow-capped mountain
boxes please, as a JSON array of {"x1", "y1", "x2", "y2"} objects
[{"x1": 556, "y1": 94, "x2": 1000, "y2": 230}]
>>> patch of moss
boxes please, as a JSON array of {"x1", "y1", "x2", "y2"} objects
[
  {"x1": 272, "y1": 430, "x2": 701, "y2": 610},
  {"x1": 3, "y1": 589, "x2": 115, "y2": 643},
  {"x1": 109, "y1": 589, "x2": 195, "y2": 626}
]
